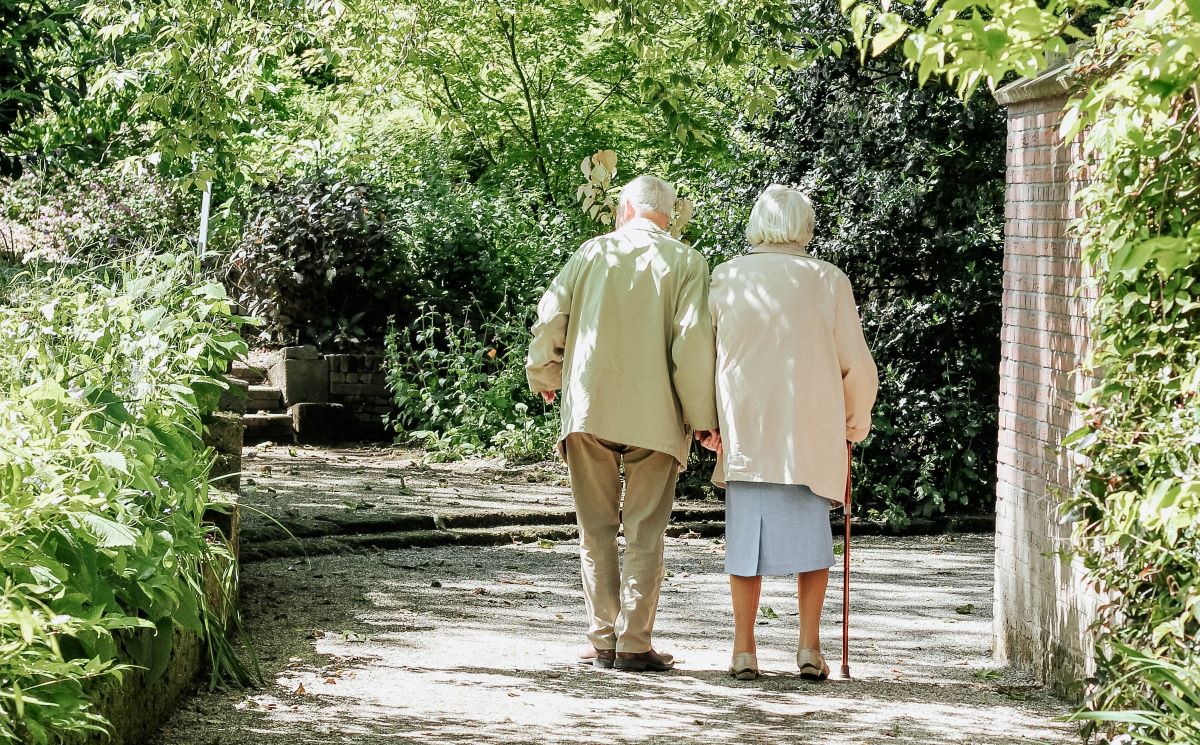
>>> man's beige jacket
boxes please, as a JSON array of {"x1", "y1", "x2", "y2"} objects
[
  {"x1": 709, "y1": 245, "x2": 878, "y2": 505},
  {"x1": 526, "y1": 217, "x2": 719, "y2": 466}
]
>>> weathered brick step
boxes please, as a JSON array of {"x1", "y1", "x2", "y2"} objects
[
  {"x1": 229, "y1": 362, "x2": 268, "y2": 384},
  {"x1": 243, "y1": 413, "x2": 294, "y2": 445},
  {"x1": 246, "y1": 384, "x2": 284, "y2": 412}
]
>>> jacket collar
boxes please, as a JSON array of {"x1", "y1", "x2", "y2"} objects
[{"x1": 749, "y1": 242, "x2": 810, "y2": 257}]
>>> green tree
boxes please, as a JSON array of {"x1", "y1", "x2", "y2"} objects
[
  {"x1": 2, "y1": 0, "x2": 338, "y2": 187},
  {"x1": 391, "y1": 0, "x2": 795, "y2": 204}
]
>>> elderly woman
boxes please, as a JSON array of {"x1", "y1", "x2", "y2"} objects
[{"x1": 705, "y1": 184, "x2": 878, "y2": 681}]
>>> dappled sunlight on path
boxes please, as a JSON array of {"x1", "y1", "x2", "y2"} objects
[{"x1": 153, "y1": 531, "x2": 1076, "y2": 744}]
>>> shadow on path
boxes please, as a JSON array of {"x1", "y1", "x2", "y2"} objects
[{"x1": 152, "y1": 529, "x2": 1077, "y2": 744}]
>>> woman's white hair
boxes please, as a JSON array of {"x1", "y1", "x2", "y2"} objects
[
  {"x1": 618, "y1": 175, "x2": 676, "y2": 218},
  {"x1": 745, "y1": 184, "x2": 816, "y2": 248}
]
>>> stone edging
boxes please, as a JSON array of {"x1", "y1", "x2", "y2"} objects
[{"x1": 240, "y1": 504, "x2": 993, "y2": 562}]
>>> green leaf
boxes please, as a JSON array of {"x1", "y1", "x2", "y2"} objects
[
  {"x1": 78, "y1": 513, "x2": 139, "y2": 548},
  {"x1": 94, "y1": 451, "x2": 129, "y2": 474},
  {"x1": 871, "y1": 13, "x2": 908, "y2": 57}
]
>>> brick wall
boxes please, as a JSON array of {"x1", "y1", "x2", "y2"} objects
[{"x1": 993, "y1": 76, "x2": 1096, "y2": 696}]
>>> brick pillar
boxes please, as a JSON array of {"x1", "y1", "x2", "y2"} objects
[{"x1": 993, "y1": 72, "x2": 1095, "y2": 697}]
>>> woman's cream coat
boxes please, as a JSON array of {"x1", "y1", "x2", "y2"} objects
[{"x1": 710, "y1": 245, "x2": 878, "y2": 506}]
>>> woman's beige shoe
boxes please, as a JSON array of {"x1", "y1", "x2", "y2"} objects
[
  {"x1": 796, "y1": 648, "x2": 829, "y2": 681},
  {"x1": 729, "y1": 652, "x2": 760, "y2": 680}
]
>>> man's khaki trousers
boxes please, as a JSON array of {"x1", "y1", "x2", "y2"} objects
[{"x1": 564, "y1": 433, "x2": 679, "y2": 653}]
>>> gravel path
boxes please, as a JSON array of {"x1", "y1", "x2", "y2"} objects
[{"x1": 152, "y1": 529, "x2": 1079, "y2": 744}]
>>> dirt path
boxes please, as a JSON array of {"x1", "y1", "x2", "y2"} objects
[{"x1": 152, "y1": 448, "x2": 1079, "y2": 744}]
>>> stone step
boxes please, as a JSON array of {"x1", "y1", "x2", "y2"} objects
[
  {"x1": 240, "y1": 519, "x2": 730, "y2": 563},
  {"x1": 246, "y1": 384, "x2": 284, "y2": 412},
  {"x1": 218, "y1": 377, "x2": 250, "y2": 414},
  {"x1": 241, "y1": 523, "x2": 580, "y2": 562},
  {"x1": 229, "y1": 362, "x2": 268, "y2": 385},
  {"x1": 242, "y1": 413, "x2": 294, "y2": 445}
]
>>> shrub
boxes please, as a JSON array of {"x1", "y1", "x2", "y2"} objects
[
  {"x1": 0, "y1": 165, "x2": 193, "y2": 263},
  {"x1": 228, "y1": 171, "x2": 396, "y2": 348},
  {"x1": 0, "y1": 251, "x2": 248, "y2": 743},
  {"x1": 226, "y1": 146, "x2": 581, "y2": 351},
  {"x1": 385, "y1": 181, "x2": 530, "y2": 321},
  {"x1": 383, "y1": 305, "x2": 558, "y2": 464}
]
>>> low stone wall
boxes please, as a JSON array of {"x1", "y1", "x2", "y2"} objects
[
  {"x1": 206, "y1": 412, "x2": 245, "y2": 491},
  {"x1": 71, "y1": 494, "x2": 239, "y2": 745},
  {"x1": 325, "y1": 352, "x2": 393, "y2": 437},
  {"x1": 61, "y1": 410, "x2": 247, "y2": 744}
]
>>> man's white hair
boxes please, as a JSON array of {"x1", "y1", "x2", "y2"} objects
[
  {"x1": 618, "y1": 175, "x2": 676, "y2": 218},
  {"x1": 745, "y1": 184, "x2": 816, "y2": 248}
]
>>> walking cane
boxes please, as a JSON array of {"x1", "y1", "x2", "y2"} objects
[{"x1": 838, "y1": 442, "x2": 853, "y2": 680}]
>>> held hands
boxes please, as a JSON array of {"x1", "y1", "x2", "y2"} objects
[
  {"x1": 540, "y1": 390, "x2": 556, "y2": 404},
  {"x1": 694, "y1": 429, "x2": 722, "y2": 452}
]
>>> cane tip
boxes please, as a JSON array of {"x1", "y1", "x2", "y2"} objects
[{"x1": 837, "y1": 664, "x2": 851, "y2": 680}]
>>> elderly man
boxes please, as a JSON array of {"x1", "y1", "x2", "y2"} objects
[{"x1": 526, "y1": 174, "x2": 718, "y2": 672}]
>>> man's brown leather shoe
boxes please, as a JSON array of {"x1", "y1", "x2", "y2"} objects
[
  {"x1": 614, "y1": 649, "x2": 675, "y2": 672},
  {"x1": 577, "y1": 645, "x2": 616, "y2": 668}
]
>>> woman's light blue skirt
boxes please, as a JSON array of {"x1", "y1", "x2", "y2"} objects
[{"x1": 725, "y1": 481, "x2": 835, "y2": 577}]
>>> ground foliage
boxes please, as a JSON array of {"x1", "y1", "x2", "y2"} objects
[
  {"x1": 761, "y1": 0, "x2": 1006, "y2": 525},
  {"x1": 0, "y1": 253, "x2": 249, "y2": 743},
  {"x1": 383, "y1": 306, "x2": 558, "y2": 463},
  {"x1": 844, "y1": 0, "x2": 1200, "y2": 737}
]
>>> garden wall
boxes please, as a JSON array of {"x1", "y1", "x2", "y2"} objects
[{"x1": 992, "y1": 69, "x2": 1096, "y2": 696}]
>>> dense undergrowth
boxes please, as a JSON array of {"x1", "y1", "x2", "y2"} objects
[{"x1": 0, "y1": 252, "x2": 248, "y2": 743}]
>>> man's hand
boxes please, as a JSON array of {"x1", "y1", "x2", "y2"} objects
[
  {"x1": 540, "y1": 390, "x2": 557, "y2": 404},
  {"x1": 694, "y1": 429, "x2": 721, "y2": 452}
]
